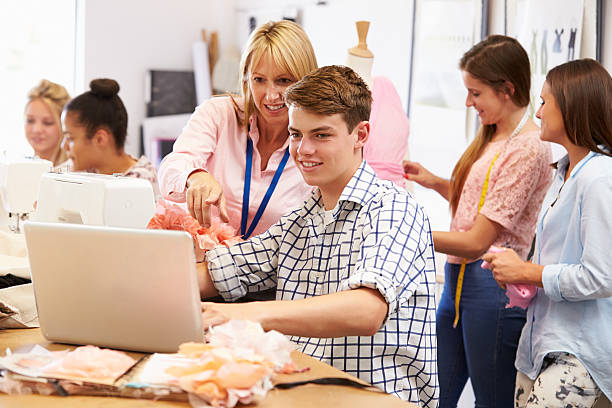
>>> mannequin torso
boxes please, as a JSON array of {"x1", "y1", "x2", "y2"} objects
[{"x1": 345, "y1": 53, "x2": 373, "y2": 89}]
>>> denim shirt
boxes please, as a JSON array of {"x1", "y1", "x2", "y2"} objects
[{"x1": 515, "y1": 150, "x2": 612, "y2": 398}]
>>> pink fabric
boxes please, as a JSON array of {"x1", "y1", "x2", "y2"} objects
[
  {"x1": 448, "y1": 130, "x2": 552, "y2": 264},
  {"x1": 481, "y1": 246, "x2": 537, "y2": 309},
  {"x1": 505, "y1": 284, "x2": 537, "y2": 309},
  {"x1": 365, "y1": 76, "x2": 409, "y2": 188},
  {"x1": 158, "y1": 96, "x2": 312, "y2": 237},
  {"x1": 147, "y1": 199, "x2": 241, "y2": 261}
]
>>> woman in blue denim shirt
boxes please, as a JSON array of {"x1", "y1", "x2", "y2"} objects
[{"x1": 483, "y1": 59, "x2": 612, "y2": 408}]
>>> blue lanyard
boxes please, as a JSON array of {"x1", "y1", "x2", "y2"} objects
[{"x1": 241, "y1": 136, "x2": 290, "y2": 239}]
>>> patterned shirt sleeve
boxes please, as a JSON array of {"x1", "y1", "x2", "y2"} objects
[
  {"x1": 340, "y1": 192, "x2": 433, "y2": 318},
  {"x1": 206, "y1": 218, "x2": 286, "y2": 301}
]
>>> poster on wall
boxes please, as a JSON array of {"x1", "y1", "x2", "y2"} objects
[
  {"x1": 517, "y1": 0, "x2": 584, "y2": 111},
  {"x1": 514, "y1": 0, "x2": 585, "y2": 160}
]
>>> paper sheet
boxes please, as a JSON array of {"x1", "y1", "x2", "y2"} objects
[{"x1": 192, "y1": 41, "x2": 212, "y2": 105}]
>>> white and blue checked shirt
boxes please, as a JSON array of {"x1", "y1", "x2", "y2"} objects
[{"x1": 207, "y1": 162, "x2": 439, "y2": 407}]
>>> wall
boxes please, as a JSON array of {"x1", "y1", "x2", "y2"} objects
[
  {"x1": 77, "y1": 0, "x2": 610, "y2": 158},
  {"x1": 488, "y1": 0, "x2": 608, "y2": 64},
  {"x1": 76, "y1": 0, "x2": 236, "y2": 156},
  {"x1": 603, "y1": 0, "x2": 611, "y2": 69},
  {"x1": 235, "y1": 0, "x2": 414, "y2": 112}
]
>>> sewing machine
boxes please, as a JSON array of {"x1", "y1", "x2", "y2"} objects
[
  {"x1": 0, "y1": 157, "x2": 53, "y2": 233},
  {"x1": 33, "y1": 172, "x2": 156, "y2": 229}
]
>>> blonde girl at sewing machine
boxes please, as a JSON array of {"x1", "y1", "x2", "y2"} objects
[
  {"x1": 403, "y1": 35, "x2": 552, "y2": 407},
  {"x1": 25, "y1": 79, "x2": 70, "y2": 168},
  {"x1": 62, "y1": 78, "x2": 161, "y2": 200}
]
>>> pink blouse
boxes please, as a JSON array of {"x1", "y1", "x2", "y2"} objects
[
  {"x1": 448, "y1": 130, "x2": 553, "y2": 264},
  {"x1": 158, "y1": 96, "x2": 312, "y2": 237}
]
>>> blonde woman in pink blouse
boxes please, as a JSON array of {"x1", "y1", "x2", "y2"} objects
[
  {"x1": 159, "y1": 21, "x2": 317, "y2": 239},
  {"x1": 404, "y1": 36, "x2": 552, "y2": 407}
]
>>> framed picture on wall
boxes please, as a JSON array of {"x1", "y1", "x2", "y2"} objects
[
  {"x1": 406, "y1": 0, "x2": 488, "y2": 233},
  {"x1": 505, "y1": 0, "x2": 602, "y2": 61},
  {"x1": 505, "y1": 0, "x2": 602, "y2": 161}
]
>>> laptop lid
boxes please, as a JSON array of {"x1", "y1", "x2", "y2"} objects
[{"x1": 24, "y1": 221, "x2": 204, "y2": 353}]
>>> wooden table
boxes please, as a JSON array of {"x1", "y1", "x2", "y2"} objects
[{"x1": 0, "y1": 328, "x2": 413, "y2": 407}]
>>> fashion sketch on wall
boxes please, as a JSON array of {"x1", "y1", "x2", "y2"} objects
[{"x1": 513, "y1": 0, "x2": 585, "y2": 161}]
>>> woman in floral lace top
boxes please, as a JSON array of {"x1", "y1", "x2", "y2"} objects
[{"x1": 403, "y1": 35, "x2": 552, "y2": 407}]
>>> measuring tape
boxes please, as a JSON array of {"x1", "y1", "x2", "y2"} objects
[{"x1": 453, "y1": 151, "x2": 500, "y2": 328}]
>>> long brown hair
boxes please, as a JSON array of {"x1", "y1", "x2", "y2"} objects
[
  {"x1": 232, "y1": 20, "x2": 317, "y2": 129},
  {"x1": 545, "y1": 59, "x2": 612, "y2": 156},
  {"x1": 449, "y1": 35, "x2": 531, "y2": 214}
]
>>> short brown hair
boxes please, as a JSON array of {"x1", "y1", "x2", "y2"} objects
[
  {"x1": 546, "y1": 59, "x2": 612, "y2": 156},
  {"x1": 284, "y1": 65, "x2": 372, "y2": 132}
]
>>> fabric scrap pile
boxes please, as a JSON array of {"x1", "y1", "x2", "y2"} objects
[
  {"x1": 150, "y1": 320, "x2": 301, "y2": 407},
  {"x1": 0, "y1": 344, "x2": 138, "y2": 396},
  {"x1": 0, "y1": 320, "x2": 302, "y2": 407}
]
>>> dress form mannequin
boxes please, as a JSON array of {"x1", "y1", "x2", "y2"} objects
[
  {"x1": 345, "y1": 21, "x2": 410, "y2": 188},
  {"x1": 346, "y1": 21, "x2": 374, "y2": 89}
]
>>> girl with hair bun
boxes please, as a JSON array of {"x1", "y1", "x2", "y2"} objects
[
  {"x1": 63, "y1": 78, "x2": 160, "y2": 199},
  {"x1": 25, "y1": 79, "x2": 70, "y2": 167}
]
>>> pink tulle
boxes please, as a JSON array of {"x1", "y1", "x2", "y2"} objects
[
  {"x1": 147, "y1": 200, "x2": 201, "y2": 242},
  {"x1": 481, "y1": 246, "x2": 536, "y2": 309},
  {"x1": 147, "y1": 200, "x2": 242, "y2": 260}
]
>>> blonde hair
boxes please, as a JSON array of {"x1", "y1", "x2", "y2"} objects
[
  {"x1": 449, "y1": 35, "x2": 531, "y2": 215},
  {"x1": 234, "y1": 20, "x2": 318, "y2": 129},
  {"x1": 26, "y1": 79, "x2": 71, "y2": 166}
]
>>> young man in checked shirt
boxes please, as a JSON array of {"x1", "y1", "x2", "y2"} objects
[{"x1": 198, "y1": 65, "x2": 439, "y2": 407}]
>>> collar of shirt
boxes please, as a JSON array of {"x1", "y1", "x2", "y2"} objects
[
  {"x1": 247, "y1": 114, "x2": 291, "y2": 151},
  {"x1": 300, "y1": 161, "x2": 379, "y2": 227},
  {"x1": 555, "y1": 150, "x2": 603, "y2": 183}
]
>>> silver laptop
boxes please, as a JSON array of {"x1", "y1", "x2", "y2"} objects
[{"x1": 23, "y1": 221, "x2": 204, "y2": 353}]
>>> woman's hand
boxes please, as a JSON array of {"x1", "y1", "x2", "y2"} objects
[
  {"x1": 186, "y1": 171, "x2": 230, "y2": 227},
  {"x1": 482, "y1": 248, "x2": 544, "y2": 288},
  {"x1": 403, "y1": 160, "x2": 450, "y2": 200}
]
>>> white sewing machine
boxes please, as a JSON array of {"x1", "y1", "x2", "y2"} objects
[
  {"x1": 34, "y1": 172, "x2": 156, "y2": 229},
  {"x1": 0, "y1": 157, "x2": 53, "y2": 233}
]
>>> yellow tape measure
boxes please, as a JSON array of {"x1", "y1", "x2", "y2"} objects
[{"x1": 453, "y1": 151, "x2": 500, "y2": 328}]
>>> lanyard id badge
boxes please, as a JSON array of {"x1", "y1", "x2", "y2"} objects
[{"x1": 240, "y1": 136, "x2": 290, "y2": 239}]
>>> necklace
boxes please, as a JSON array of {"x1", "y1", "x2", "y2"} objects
[
  {"x1": 509, "y1": 110, "x2": 529, "y2": 139},
  {"x1": 495, "y1": 109, "x2": 529, "y2": 142}
]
